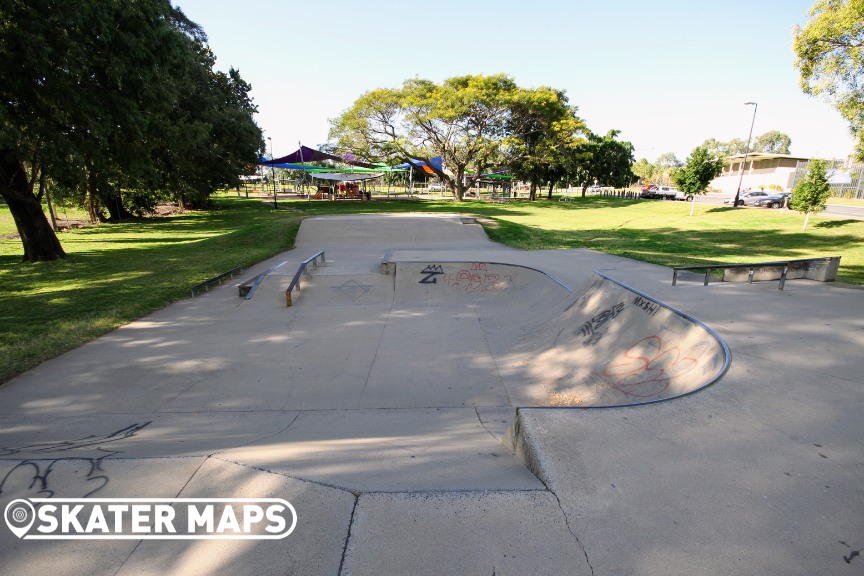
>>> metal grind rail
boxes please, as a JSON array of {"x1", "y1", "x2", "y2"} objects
[
  {"x1": 238, "y1": 261, "x2": 290, "y2": 299},
  {"x1": 285, "y1": 251, "x2": 326, "y2": 306}
]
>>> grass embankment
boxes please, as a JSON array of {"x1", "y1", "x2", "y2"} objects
[
  {"x1": 0, "y1": 196, "x2": 300, "y2": 382},
  {"x1": 1, "y1": 193, "x2": 862, "y2": 384}
]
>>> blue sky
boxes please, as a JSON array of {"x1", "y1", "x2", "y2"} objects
[{"x1": 175, "y1": 0, "x2": 854, "y2": 163}]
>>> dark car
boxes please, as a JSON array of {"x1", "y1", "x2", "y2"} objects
[{"x1": 752, "y1": 192, "x2": 792, "y2": 208}]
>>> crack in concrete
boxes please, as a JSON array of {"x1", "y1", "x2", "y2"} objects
[
  {"x1": 337, "y1": 494, "x2": 360, "y2": 576},
  {"x1": 548, "y1": 488, "x2": 595, "y2": 576}
]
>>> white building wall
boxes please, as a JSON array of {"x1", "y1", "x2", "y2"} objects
[{"x1": 710, "y1": 167, "x2": 798, "y2": 194}]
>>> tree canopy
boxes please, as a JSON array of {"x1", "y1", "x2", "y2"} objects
[
  {"x1": 329, "y1": 74, "x2": 515, "y2": 200},
  {"x1": 790, "y1": 159, "x2": 832, "y2": 230},
  {"x1": 673, "y1": 146, "x2": 725, "y2": 196},
  {"x1": 504, "y1": 87, "x2": 588, "y2": 200},
  {"x1": 0, "y1": 0, "x2": 262, "y2": 261},
  {"x1": 753, "y1": 131, "x2": 792, "y2": 154},
  {"x1": 794, "y1": 0, "x2": 864, "y2": 159},
  {"x1": 330, "y1": 74, "x2": 599, "y2": 200},
  {"x1": 570, "y1": 130, "x2": 635, "y2": 196},
  {"x1": 701, "y1": 131, "x2": 792, "y2": 157}
]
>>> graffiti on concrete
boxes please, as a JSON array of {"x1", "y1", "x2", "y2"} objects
[
  {"x1": 0, "y1": 423, "x2": 150, "y2": 458},
  {"x1": 594, "y1": 336, "x2": 712, "y2": 398},
  {"x1": 632, "y1": 295, "x2": 660, "y2": 317},
  {"x1": 448, "y1": 263, "x2": 517, "y2": 293},
  {"x1": 332, "y1": 278, "x2": 372, "y2": 301},
  {"x1": 419, "y1": 265, "x2": 445, "y2": 284},
  {"x1": 578, "y1": 302, "x2": 625, "y2": 346},
  {"x1": 0, "y1": 422, "x2": 150, "y2": 499}
]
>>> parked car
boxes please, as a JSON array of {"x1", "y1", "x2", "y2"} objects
[
  {"x1": 639, "y1": 185, "x2": 658, "y2": 198},
  {"x1": 668, "y1": 188, "x2": 695, "y2": 201},
  {"x1": 723, "y1": 190, "x2": 770, "y2": 206},
  {"x1": 428, "y1": 183, "x2": 445, "y2": 192},
  {"x1": 751, "y1": 192, "x2": 792, "y2": 208},
  {"x1": 641, "y1": 185, "x2": 693, "y2": 201}
]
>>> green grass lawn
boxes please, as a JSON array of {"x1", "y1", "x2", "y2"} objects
[{"x1": 1, "y1": 193, "x2": 862, "y2": 384}]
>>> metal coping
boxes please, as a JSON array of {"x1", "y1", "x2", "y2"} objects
[{"x1": 385, "y1": 259, "x2": 574, "y2": 294}]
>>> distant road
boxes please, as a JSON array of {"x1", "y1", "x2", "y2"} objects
[
  {"x1": 695, "y1": 193, "x2": 864, "y2": 220},
  {"x1": 823, "y1": 204, "x2": 864, "y2": 220}
]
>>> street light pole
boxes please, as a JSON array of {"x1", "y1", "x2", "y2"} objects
[
  {"x1": 733, "y1": 101, "x2": 758, "y2": 207},
  {"x1": 268, "y1": 136, "x2": 277, "y2": 210}
]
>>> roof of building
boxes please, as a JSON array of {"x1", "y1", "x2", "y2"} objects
[{"x1": 724, "y1": 152, "x2": 812, "y2": 163}]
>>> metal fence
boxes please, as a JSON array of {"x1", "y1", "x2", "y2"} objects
[{"x1": 792, "y1": 159, "x2": 864, "y2": 199}]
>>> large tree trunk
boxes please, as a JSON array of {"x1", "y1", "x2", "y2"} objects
[
  {"x1": 453, "y1": 166, "x2": 465, "y2": 201},
  {"x1": 101, "y1": 188, "x2": 134, "y2": 222},
  {"x1": 0, "y1": 152, "x2": 66, "y2": 262},
  {"x1": 547, "y1": 182, "x2": 554, "y2": 200},
  {"x1": 529, "y1": 182, "x2": 537, "y2": 201}
]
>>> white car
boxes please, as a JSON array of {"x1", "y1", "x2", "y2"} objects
[
  {"x1": 655, "y1": 186, "x2": 694, "y2": 201},
  {"x1": 724, "y1": 190, "x2": 770, "y2": 206},
  {"x1": 428, "y1": 183, "x2": 445, "y2": 192}
]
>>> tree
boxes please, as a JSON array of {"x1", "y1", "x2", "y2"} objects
[
  {"x1": 702, "y1": 132, "x2": 792, "y2": 157},
  {"x1": 0, "y1": 1, "x2": 261, "y2": 260},
  {"x1": 504, "y1": 87, "x2": 588, "y2": 200},
  {"x1": 725, "y1": 138, "x2": 750, "y2": 155},
  {"x1": 753, "y1": 131, "x2": 792, "y2": 154},
  {"x1": 632, "y1": 158, "x2": 656, "y2": 184},
  {"x1": 673, "y1": 146, "x2": 725, "y2": 215},
  {"x1": 570, "y1": 130, "x2": 635, "y2": 196},
  {"x1": 652, "y1": 152, "x2": 682, "y2": 185},
  {"x1": 794, "y1": 0, "x2": 864, "y2": 159},
  {"x1": 790, "y1": 159, "x2": 832, "y2": 230},
  {"x1": 700, "y1": 138, "x2": 731, "y2": 158},
  {"x1": 155, "y1": 46, "x2": 263, "y2": 210},
  {"x1": 330, "y1": 74, "x2": 561, "y2": 200}
]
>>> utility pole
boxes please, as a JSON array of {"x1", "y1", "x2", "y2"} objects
[{"x1": 733, "y1": 102, "x2": 758, "y2": 207}]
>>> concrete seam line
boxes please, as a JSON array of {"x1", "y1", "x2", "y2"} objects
[
  {"x1": 356, "y1": 283, "x2": 394, "y2": 407},
  {"x1": 207, "y1": 412, "x2": 302, "y2": 456},
  {"x1": 477, "y1": 305, "x2": 513, "y2": 407},
  {"x1": 208, "y1": 456, "x2": 359, "y2": 495},
  {"x1": 111, "y1": 454, "x2": 211, "y2": 576},
  {"x1": 473, "y1": 406, "x2": 518, "y2": 457}
]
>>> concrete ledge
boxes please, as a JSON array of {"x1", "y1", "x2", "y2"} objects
[{"x1": 723, "y1": 256, "x2": 840, "y2": 283}]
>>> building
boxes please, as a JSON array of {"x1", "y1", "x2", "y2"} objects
[
  {"x1": 710, "y1": 153, "x2": 811, "y2": 194},
  {"x1": 710, "y1": 153, "x2": 864, "y2": 198}
]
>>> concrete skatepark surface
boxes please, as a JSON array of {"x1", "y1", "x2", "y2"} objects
[{"x1": 0, "y1": 213, "x2": 862, "y2": 575}]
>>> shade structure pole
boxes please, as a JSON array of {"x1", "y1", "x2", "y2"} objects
[
  {"x1": 299, "y1": 142, "x2": 310, "y2": 203},
  {"x1": 268, "y1": 137, "x2": 277, "y2": 209}
]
